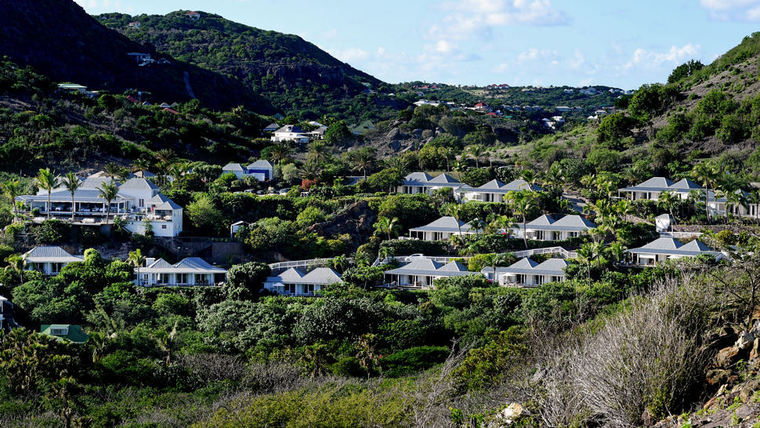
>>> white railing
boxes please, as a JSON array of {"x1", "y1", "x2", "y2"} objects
[
  {"x1": 511, "y1": 246, "x2": 577, "y2": 259},
  {"x1": 269, "y1": 258, "x2": 353, "y2": 271},
  {"x1": 659, "y1": 231, "x2": 703, "y2": 238}
]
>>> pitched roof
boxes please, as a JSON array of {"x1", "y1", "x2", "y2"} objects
[
  {"x1": 222, "y1": 163, "x2": 246, "y2": 172},
  {"x1": 277, "y1": 267, "x2": 306, "y2": 283},
  {"x1": 300, "y1": 267, "x2": 342, "y2": 285},
  {"x1": 526, "y1": 215, "x2": 557, "y2": 227},
  {"x1": 409, "y1": 216, "x2": 473, "y2": 233},
  {"x1": 40, "y1": 324, "x2": 89, "y2": 344},
  {"x1": 22, "y1": 246, "x2": 83, "y2": 263},
  {"x1": 403, "y1": 172, "x2": 434, "y2": 184},
  {"x1": 502, "y1": 179, "x2": 541, "y2": 191},
  {"x1": 247, "y1": 160, "x2": 273, "y2": 170},
  {"x1": 670, "y1": 178, "x2": 702, "y2": 190},
  {"x1": 428, "y1": 173, "x2": 461, "y2": 184},
  {"x1": 484, "y1": 257, "x2": 567, "y2": 276},
  {"x1": 119, "y1": 177, "x2": 159, "y2": 191},
  {"x1": 144, "y1": 257, "x2": 225, "y2": 273},
  {"x1": 550, "y1": 215, "x2": 597, "y2": 230},
  {"x1": 150, "y1": 193, "x2": 182, "y2": 210},
  {"x1": 276, "y1": 125, "x2": 306, "y2": 133},
  {"x1": 80, "y1": 175, "x2": 118, "y2": 189},
  {"x1": 438, "y1": 260, "x2": 469, "y2": 272},
  {"x1": 478, "y1": 179, "x2": 506, "y2": 190},
  {"x1": 627, "y1": 237, "x2": 719, "y2": 256}
]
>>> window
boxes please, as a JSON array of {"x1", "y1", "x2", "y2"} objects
[
  {"x1": 177, "y1": 273, "x2": 187, "y2": 284},
  {"x1": 162, "y1": 225, "x2": 167, "y2": 229},
  {"x1": 50, "y1": 327, "x2": 68, "y2": 336},
  {"x1": 139, "y1": 199, "x2": 144, "y2": 207}
]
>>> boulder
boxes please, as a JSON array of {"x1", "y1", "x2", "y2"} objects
[
  {"x1": 706, "y1": 368, "x2": 732, "y2": 386},
  {"x1": 388, "y1": 140, "x2": 401, "y2": 152},
  {"x1": 714, "y1": 346, "x2": 741, "y2": 368},
  {"x1": 486, "y1": 403, "x2": 529, "y2": 427},
  {"x1": 735, "y1": 331, "x2": 755, "y2": 351},
  {"x1": 751, "y1": 338, "x2": 760, "y2": 361}
]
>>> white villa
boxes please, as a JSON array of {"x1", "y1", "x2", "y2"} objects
[
  {"x1": 626, "y1": 237, "x2": 724, "y2": 266},
  {"x1": 271, "y1": 125, "x2": 310, "y2": 144},
  {"x1": 22, "y1": 246, "x2": 83, "y2": 276},
  {"x1": 263, "y1": 267, "x2": 342, "y2": 296},
  {"x1": 462, "y1": 179, "x2": 542, "y2": 203},
  {"x1": 408, "y1": 216, "x2": 481, "y2": 241},
  {"x1": 481, "y1": 257, "x2": 568, "y2": 287},
  {"x1": 136, "y1": 257, "x2": 227, "y2": 287},
  {"x1": 383, "y1": 257, "x2": 475, "y2": 288},
  {"x1": 396, "y1": 172, "x2": 467, "y2": 196},
  {"x1": 222, "y1": 160, "x2": 274, "y2": 181},
  {"x1": 16, "y1": 175, "x2": 183, "y2": 237},
  {"x1": 618, "y1": 177, "x2": 703, "y2": 201},
  {"x1": 519, "y1": 214, "x2": 597, "y2": 241}
]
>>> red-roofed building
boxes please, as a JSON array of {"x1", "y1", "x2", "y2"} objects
[
  {"x1": 163, "y1": 108, "x2": 179, "y2": 115},
  {"x1": 186, "y1": 11, "x2": 200, "y2": 20}
]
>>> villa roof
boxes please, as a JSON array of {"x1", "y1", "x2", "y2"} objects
[
  {"x1": 409, "y1": 216, "x2": 474, "y2": 233},
  {"x1": 385, "y1": 257, "x2": 474, "y2": 277},
  {"x1": 483, "y1": 257, "x2": 567, "y2": 276},
  {"x1": 119, "y1": 177, "x2": 159, "y2": 191},
  {"x1": 473, "y1": 178, "x2": 541, "y2": 193},
  {"x1": 40, "y1": 324, "x2": 89, "y2": 344},
  {"x1": 428, "y1": 173, "x2": 461, "y2": 184},
  {"x1": 300, "y1": 267, "x2": 342, "y2": 285},
  {"x1": 619, "y1": 176, "x2": 703, "y2": 193},
  {"x1": 150, "y1": 193, "x2": 181, "y2": 210},
  {"x1": 143, "y1": 257, "x2": 226, "y2": 273},
  {"x1": 627, "y1": 237, "x2": 720, "y2": 257},
  {"x1": 19, "y1": 188, "x2": 129, "y2": 203},
  {"x1": 247, "y1": 160, "x2": 274, "y2": 170},
  {"x1": 524, "y1": 214, "x2": 596, "y2": 231},
  {"x1": 222, "y1": 163, "x2": 246, "y2": 172},
  {"x1": 22, "y1": 246, "x2": 83, "y2": 263}
]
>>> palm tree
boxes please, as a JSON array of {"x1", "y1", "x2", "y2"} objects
[
  {"x1": 1, "y1": 179, "x2": 21, "y2": 221},
  {"x1": 691, "y1": 160, "x2": 720, "y2": 220},
  {"x1": 4, "y1": 254, "x2": 24, "y2": 284},
  {"x1": 60, "y1": 172, "x2": 80, "y2": 222},
  {"x1": 445, "y1": 203, "x2": 465, "y2": 237},
  {"x1": 128, "y1": 249, "x2": 146, "y2": 285},
  {"x1": 36, "y1": 168, "x2": 59, "y2": 219},
  {"x1": 350, "y1": 147, "x2": 376, "y2": 179},
  {"x1": 507, "y1": 190, "x2": 537, "y2": 249},
  {"x1": 466, "y1": 144, "x2": 485, "y2": 167},
  {"x1": 489, "y1": 214, "x2": 515, "y2": 236},
  {"x1": 98, "y1": 182, "x2": 119, "y2": 225},
  {"x1": 373, "y1": 216, "x2": 400, "y2": 241},
  {"x1": 657, "y1": 191, "x2": 679, "y2": 225},
  {"x1": 269, "y1": 143, "x2": 292, "y2": 167},
  {"x1": 725, "y1": 190, "x2": 748, "y2": 221},
  {"x1": 307, "y1": 140, "x2": 328, "y2": 165},
  {"x1": 468, "y1": 218, "x2": 487, "y2": 236}
]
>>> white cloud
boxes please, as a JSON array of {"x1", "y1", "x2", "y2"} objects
[
  {"x1": 625, "y1": 44, "x2": 701, "y2": 69},
  {"x1": 698, "y1": 0, "x2": 760, "y2": 20},
  {"x1": 432, "y1": 0, "x2": 570, "y2": 41},
  {"x1": 517, "y1": 48, "x2": 560, "y2": 63},
  {"x1": 435, "y1": 40, "x2": 456, "y2": 53},
  {"x1": 328, "y1": 48, "x2": 369, "y2": 62}
]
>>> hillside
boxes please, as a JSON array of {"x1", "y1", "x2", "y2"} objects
[
  {"x1": 0, "y1": 0, "x2": 268, "y2": 111},
  {"x1": 99, "y1": 11, "x2": 405, "y2": 122}
]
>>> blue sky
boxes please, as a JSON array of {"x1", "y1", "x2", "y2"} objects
[{"x1": 75, "y1": 0, "x2": 760, "y2": 89}]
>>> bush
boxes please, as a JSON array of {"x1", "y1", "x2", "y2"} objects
[{"x1": 381, "y1": 346, "x2": 450, "y2": 377}]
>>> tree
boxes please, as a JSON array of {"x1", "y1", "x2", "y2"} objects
[
  {"x1": 36, "y1": 168, "x2": 59, "y2": 219},
  {"x1": 97, "y1": 182, "x2": 118, "y2": 225},
  {"x1": 1, "y1": 179, "x2": 21, "y2": 220},
  {"x1": 350, "y1": 147, "x2": 376, "y2": 179},
  {"x1": 187, "y1": 195, "x2": 225, "y2": 235},
  {"x1": 225, "y1": 262, "x2": 271, "y2": 300},
  {"x1": 465, "y1": 144, "x2": 486, "y2": 167},
  {"x1": 507, "y1": 190, "x2": 538, "y2": 249},
  {"x1": 374, "y1": 216, "x2": 400, "y2": 241},
  {"x1": 691, "y1": 160, "x2": 720, "y2": 220},
  {"x1": 60, "y1": 172, "x2": 80, "y2": 222},
  {"x1": 269, "y1": 143, "x2": 292, "y2": 167},
  {"x1": 355, "y1": 333, "x2": 381, "y2": 379},
  {"x1": 127, "y1": 249, "x2": 146, "y2": 285},
  {"x1": 668, "y1": 59, "x2": 704, "y2": 84},
  {"x1": 658, "y1": 191, "x2": 679, "y2": 226},
  {"x1": 323, "y1": 121, "x2": 352, "y2": 145}
]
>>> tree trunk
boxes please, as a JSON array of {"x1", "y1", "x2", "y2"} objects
[{"x1": 47, "y1": 191, "x2": 51, "y2": 219}]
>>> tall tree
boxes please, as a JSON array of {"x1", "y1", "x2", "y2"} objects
[
  {"x1": 373, "y1": 216, "x2": 400, "y2": 241},
  {"x1": 507, "y1": 190, "x2": 538, "y2": 249},
  {"x1": 60, "y1": 172, "x2": 80, "y2": 222},
  {"x1": 36, "y1": 168, "x2": 59, "y2": 219},
  {"x1": 97, "y1": 182, "x2": 119, "y2": 225},
  {"x1": 691, "y1": 160, "x2": 720, "y2": 220},
  {"x1": 350, "y1": 147, "x2": 376, "y2": 179},
  {"x1": 1, "y1": 179, "x2": 21, "y2": 221},
  {"x1": 127, "y1": 249, "x2": 146, "y2": 285}
]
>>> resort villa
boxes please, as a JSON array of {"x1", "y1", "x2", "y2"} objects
[
  {"x1": 626, "y1": 237, "x2": 724, "y2": 266},
  {"x1": 462, "y1": 179, "x2": 542, "y2": 203},
  {"x1": 481, "y1": 257, "x2": 569, "y2": 287},
  {"x1": 383, "y1": 257, "x2": 475, "y2": 288},
  {"x1": 407, "y1": 216, "x2": 482, "y2": 241},
  {"x1": 16, "y1": 174, "x2": 183, "y2": 237},
  {"x1": 263, "y1": 267, "x2": 342, "y2": 296},
  {"x1": 22, "y1": 246, "x2": 83, "y2": 275},
  {"x1": 519, "y1": 214, "x2": 597, "y2": 241},
  {"x1": 135, "y1": 257, "x2": 228, "y2": 287}
]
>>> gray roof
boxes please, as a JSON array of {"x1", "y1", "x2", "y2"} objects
[
  {"x1": 300, "y1": 267, "x2": 342, "y2": 285},
  {"x1": 119, "y1": 177, "x2": 159, "y2": 191},
  {"x1": 80, "y1": 176, "x2": 119, "y2": 190},
  {"x1": 150, "y1": 193, "x2": 182, "y2": 210},
  {"x1": 143, "y1": 257, "x2": 226, "y2": 273},
  {"x1": 409, "y1": 216, "x2": 475, "y2": 233},
  {"x1": 627, "y1": 237, "x2": 720, "y2": 256},
  {"x1": 525, "y1": 214, "x2": 596, "y2": 232},
  {"x1": 275, "y1": 125, "x2": 306, "y2": 133},
  {"x1": 385, "y1": 257, "x2": 473, "y2": 277},
  {"x1": 19, "y1": 188, "x2": 129, "y2": 203},
  {"x1": 619, "y1": 176, "x2": 703, "y2": 193},
  {"x1": 474, "y1": 178, "x2": 541, "y2": 193},
  {"x1": 428, "y1": 173, "x2": 461, "y2": 184},
  {"x1": 483, "y1": 257, "x2": 567, "y2": 276},
  {"x1": 247, "y1": 160, "x2": 273, "y2": 170},
  {"x1": 222, "y1": 163, "x2": 246, "y2": 172},
  {"x1": 22, "y1": 246, "x2": 83, "y2": 263}
]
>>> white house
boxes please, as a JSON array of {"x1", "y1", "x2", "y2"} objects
[
  {"x1": 481, "y1": 257, "x2": 568, "y2": 287},
  {"x1": 136, "y1": 257, "x2": 227, "y2": 287},
  {"x1": 463, "y1": 179, "x2": 542, "y2": 203},
  {"x1": 626, "y1": 237, "x2": 724, "y2": 266},
  {"x1": 408, "y1": 216, "x2": 481, "y2": 241},
  {"x1": 618, "y1": 177, "x2": 703, "y2": 201},
  {"x1": 22, "y1": 246, "x2": 83, "y2": 276},
  {"x1": 396, "y1": 172, "x2": 466, "y2": 196},
  {"x1": 263, "y1": 267, "x2": 342, "y2": 296},
  {"x1": 519, "y1": 214, "x2": 597, "y2": 241},
  {"x1": 383, "y1": 257, "x2": 475, "y2": 288},
  {"x1": 271, "y1": 125, "x2": 310, "y2": 144},
  {"x1": 222, "y1": 160, "x2": 274, "y2": 181},
  {"x1": 16, "y1": 175, "x2": 183, "y2": 237}
]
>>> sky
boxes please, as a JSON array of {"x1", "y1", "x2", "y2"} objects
[{"x1": 74, "y1": 0, "x2": 760, "y2": 89}]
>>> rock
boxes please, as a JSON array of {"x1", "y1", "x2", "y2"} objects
[
  {"x1": 386, "y1": 128, "x2": 402, "y2": 140},
  {"x1": 642, "y1": 409, "x2": 654, "y2": 426},
  {"x1": 705, "y1": 326, "x2": 738, "y2": 350},
  {"x1": 715, "y1": 346, "x2": 741, "y2": 368},
  {"x1": 706, "y1": 369, "x2": 732, "y2": 386},
  {"x1": 388, "y1": 140, "x2": 401, "y2": 152},
  {"x1": 486, "y1": 403, "x2": 529, "y2": 427},
  {"x1": 750, "y1": 338, "x2": 760, "y2": 361},
  {"x1": 421, "y1": 129, "x2": 434, "y2": 139},
  {"x1": 735, "y1": 331, "x2": 755, "y2": 351},
  {"x1": 411, "y1": 128, "x2": 423, "y2": 137},
  {"x1": 739, "y1": 379, "x2": 760, "y2": 403}
]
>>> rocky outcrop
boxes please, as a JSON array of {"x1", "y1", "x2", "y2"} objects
[{"x1": 307, "y1": 201, "x2": 377, "y2": 251}]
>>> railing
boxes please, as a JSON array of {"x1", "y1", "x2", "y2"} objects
[
  {"x1": 269, "y1": 258, "x2": 353, "y2": 271},
  {"x1": 511, "y1": 246, "x2": 577, "y2": 259},
  {"x1": 659, "y1": 231, "x2": 703, "y2": 238}
]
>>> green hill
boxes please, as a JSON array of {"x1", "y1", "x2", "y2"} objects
[{"x1": 99, "y1": 11, "x2": 406, "y2": 122}]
